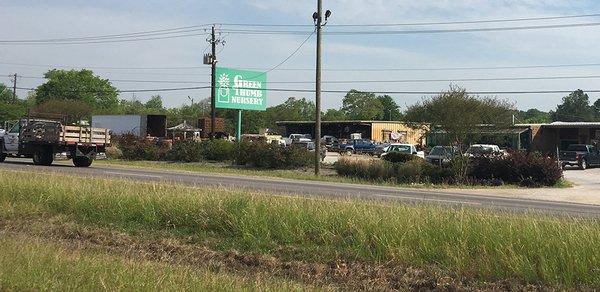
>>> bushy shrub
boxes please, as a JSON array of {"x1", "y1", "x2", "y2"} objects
[
  {"x1": 382, "y1": 152, "x2": 418, "y2": 163},
  {"x1": 105, "y1": 146, "x2": 123, "y2": 159},
  {"x1": 166, "y1": 141, "x2": 203, "y2": 162},
  {"x1": 469, "y1": 152, "x2": 562, "y2": 187},
  {"x1": 200, "y1": 139, "x2": 234, "y2": 161},
  {"x1": 235, "y1": 142, "x2": 312, "y2": 169},
  {"x1": 117, "y1": 134, "x2": 168, "y2": 161}
]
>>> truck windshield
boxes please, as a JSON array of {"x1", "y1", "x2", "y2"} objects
[
  {"x1": 567, "y1": 145, "x2": 589, "y2": 152},
  {"x1": 388, "y1": 145, "x2": 411, "y2": 153}
]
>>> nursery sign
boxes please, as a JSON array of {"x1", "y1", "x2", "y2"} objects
[{"x1": 215, "y1": 67, "x2": 267, "y2": 111}]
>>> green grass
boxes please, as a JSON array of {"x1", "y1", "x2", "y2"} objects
[
  {"x1": 0, "y1": 169, "x2": 597, "y2": 288},
  {"x1": 96, "y1": 159, "x2": 568, "y2": 189},
  {"x1": 0, "y1": 233, "x2": 313, "y2": 291}
]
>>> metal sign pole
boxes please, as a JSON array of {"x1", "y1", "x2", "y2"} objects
[{"x1": 236, "y1": 110, "x2": 242, "y2": 142}]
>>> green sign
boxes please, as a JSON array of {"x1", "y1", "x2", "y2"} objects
[{"x1": 215, "y1": 67, "x2": 267, "y2": 111}]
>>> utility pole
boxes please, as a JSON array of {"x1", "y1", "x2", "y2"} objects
[
  {"x1": 312, "y1": 2, "x2": 331, "y2": 175},
  {"x1": 12, "y1": 73, "x2": 17, "y2": 100},
  {"x1": 210, "y1": 25, "x2": 217, "y2": 139}
]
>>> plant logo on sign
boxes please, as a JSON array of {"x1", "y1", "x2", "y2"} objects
[{"x1": 217, "y1": 73, "x2": 230, "y2": 103}]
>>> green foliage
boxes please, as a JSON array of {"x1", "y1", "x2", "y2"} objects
[
  {"x1": 377, "y1": 94, "x2": 402, "y2": 121},
  {"x1": 469, "y1": 152, "x2": 563, "y2": 187},
  {"x1": 515, "y1": 108, "x2": 551, "y2": 123},
  {"x1": 165, "y1": 140, "x2": 204, "y2": 162},
  {"x1": 341, "y1": 89, "x2": 384, "y2": 120},
  {"x1": 322, "y1": 108, "x2": 346, "y2": 121},
  {"x1": 116, "y1": 134, "x2": 168, "y2": 161},
  {"x1": 551, "y1": 89, "x2": 596, "y2": 122},
  {"x1": 35, "y1": 69, "x2": 119, "y2": 110},
  {"x1": 200, "y1": 139, "x2": 234, "y2": 161},
  {"x1": 234, "y1": 142, "x2": 312, "y2": 169},
  {"x1": 404, "y1": 86, "x2": 514, "y2": 147},
  {"x1": 32, "y1": 100, "x2": 93, "y2": 122},
  {"x1": 0, "y1": 83, "x2": 28, "y2": 124}
]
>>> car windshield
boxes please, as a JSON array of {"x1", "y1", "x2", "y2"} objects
[
  {"x1": 429, "y1": 146, "x2": 448, "y2": 156},
  {"x1": 567, "y1": 145, "x2": 588, "y2": 152},
  {"x1": 467, "y1": 146, "x2": 495, "y2": 154},
  {"x1": 388, "y1": 145, "x2": 411, "y2": 153}
]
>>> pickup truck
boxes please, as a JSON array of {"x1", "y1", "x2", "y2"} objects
[
  {"x1": 559, "y1": 144, "x2": 600, "y2": 170},
  {"x1": 283, "y1": 134, "x2": 312, "y2": 146},
  {"x1": 0, "y1": 118, "x2": 110, "y2": 167},
  {"x1": 338, "y1": 139, "x2": 376, "y2": 155}
]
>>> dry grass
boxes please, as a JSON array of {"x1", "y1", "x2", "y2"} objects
[{"x1": 0, "y1": 169, "x2": 598, "y2": 289}]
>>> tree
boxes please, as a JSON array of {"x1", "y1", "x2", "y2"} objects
[
  {"x1": 377, "y1": 94, "x2": 402, "y2": 121},
  {"x1": 35, "y1": 69, "x2": 119, "y2": 110},
  {"x1": 322, "y1": 108, "x2": 346, "y2": 121},
  {"x1": 341, "y1": 89, "x2": 384, "y2": 120},
  {"x1": 145, "y1": 95, "x2": 164, "y2": 110},
  {"x1": 551, "y1": 90, "x2": 595, "y2": 122},
  {"x1": 0, "y1": 83, "x2": 27, "y2": 124},
  {"x1": 515, "y1": 109, "x2": 551, "y2": 123},
  {"x1": 0, "y1": 83, "x2": 15, "y2": 103},
  {"x1": 404, "y1": 86, "x2": 514, "y2": 148},
  {"x1": 31, "y1": 100, "x2": 93, "y2": 123}
]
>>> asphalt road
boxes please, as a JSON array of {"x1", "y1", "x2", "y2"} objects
[{"x1": 1, "y1": 158, "x2": 600, "y2": 217}]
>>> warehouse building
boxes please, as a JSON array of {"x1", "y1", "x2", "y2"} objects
[
  {"x1": 276, "y1": 120, "x2": 428, "y2": 145},
  {"x1": 519, "y1": 122, "x2": 600, "y2": 152}
]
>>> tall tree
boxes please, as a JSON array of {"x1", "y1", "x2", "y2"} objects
[
  {"x1": 145, "y1": 95, "x2": 164, "y2": 110},
  {"x1": 341, "y1": 89, "x2": 384, "y2": 120},
  {"x1": 551, "y1": 89, "x2": 595, "y2": 122},
  {"x1": 515, "y1": 109, "x2": 551, "y2": 123},
  {"x1": 322, "y1": 108, "x2": 346, "y2": 121},
  {"x1": 377, "y1": 94, "x2": 402, "y2": 121},
  {"x1": 0, "y1": 83, "x2": 27, "y2": 124},
  {"x1": 404, "y1": 86, "x2": 514, "y2": 148},
  {"x1": 35, "y1": 69, "x2": 119, "y2": 110}
]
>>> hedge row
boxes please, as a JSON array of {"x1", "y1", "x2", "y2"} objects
[
  {"x1": 335, "y1": 152, "x2": 563, "y2": 187},
  {"x1": 112, "y1": 136, "x2": 312, "y2": 170}
]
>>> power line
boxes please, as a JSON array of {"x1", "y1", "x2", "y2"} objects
[
  {"x1": 221, "y1": 12, "x2": 600, "y2": 27},
  {"x1": 15, "y1": 73, "x2": 600, "y2": 84},
  {"x1": 220, "y1": 21, "x2": 600, "y2": 35},
  {"x1": 7, "y1": 61, "x2": 600, "y2": 72},
  {"x1": 15, "y1": 85, "x2": 600, "y2": 95},
  {"x1": 0, "y1": 32, "x2": 211, "y2": 45}
]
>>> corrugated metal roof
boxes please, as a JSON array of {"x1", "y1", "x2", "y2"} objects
[
  {"x1": 517, "y1": 122, "x2": 600, "y2": 128},
  {"x1": 276, "y1": 120, "x2": 411, "y2": 125}
]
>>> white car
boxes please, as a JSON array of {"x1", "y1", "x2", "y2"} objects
[
  {"x1": 381, "y1": 143, "x2": 425, "y2": 159},
  {"x1": 464, "y1": 144, "x2": 503, "y2": 157},
  {"x1": 283, "y1": 134, "x2": 312, "y2": 146}
]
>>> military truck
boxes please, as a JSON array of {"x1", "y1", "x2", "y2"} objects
[{"x1": 0, "y1": 118, "x2": 110, "y2": 167}]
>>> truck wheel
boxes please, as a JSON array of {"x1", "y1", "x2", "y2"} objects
[
  {"x1": 73, "y1": 156, "x2": 93, "y2": 167},
  {"x1": 579, "y1": 159, "x2": 588, "y2": 170},
  {"x1": 33, "y1": 148, "x2": 53, "y2": 166}
]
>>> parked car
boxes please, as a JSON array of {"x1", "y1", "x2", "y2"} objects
[
  {"x1": 464, "y1": 144, "x2": 502, "y2": 157},
  {"x1": 426, "y1": 146, "x2": 459, "y2": 165},
  {"x1": 381, "y1": 143, "x2": 425, "y2": 159},
  {"x1": 373, "y1": 143, "x2": 391, "y2": 157},
  {"x1": 338, "y1": 139, "x2": 376, "y2": 155},
  {"x1": 284, "y1": 134, "x2": 312, "y2": 146},
  {"x1": 559, "y1": 144, "x2": 600, "y2": 170},
  {"x1": 321, "y1": 135, "x2": 338, "y2": 149}
]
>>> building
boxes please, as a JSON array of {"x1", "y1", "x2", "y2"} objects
[
  {"x1": 275, "y1": 120, "x2": 428, "y2": 145},
  {"x1": 519, "y1": 122, "x2": 600, "y2": 152},
  {"x1": 91, "y1": 114, "x2": 167, "y2": 138},
  {"x1": 427, "y1": 126, "x2": 532, "y2": 150}
]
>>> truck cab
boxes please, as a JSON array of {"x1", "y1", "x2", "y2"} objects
[{"x1": 559, "y1": 144, "x2": 600, "y2": 170}]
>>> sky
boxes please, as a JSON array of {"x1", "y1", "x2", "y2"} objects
[{"x1": 2, "y1": 0, "x2": 600, "y2": 113}]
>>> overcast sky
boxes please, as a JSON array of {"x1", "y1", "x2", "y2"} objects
[{"x1": 2, "y1": 0, "x2": 600, "y2": 112}]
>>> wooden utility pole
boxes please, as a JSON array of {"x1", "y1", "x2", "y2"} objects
[
  {"x1": 210, "y1": 25, "x2": 217, "y2": 139},
  {"x1": 314, "y1": 0, "x2": 323, "y2": 175},
  {"x1": 12, "y1": 73, "x2": 17, "y2": 100}
]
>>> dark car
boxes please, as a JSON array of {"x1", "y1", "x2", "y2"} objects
[
  {"x1": 373, "y1": 143, "x2": 390, "y2": 157},
  {"x1": 321, "y1": 135, "x2": 338, "y2": 149},
  {"x1": 559, "y1": 144, "x2": 600, "y2": 170},
  {"x1": 426, "y1": 146, "x2": 458, "y2": 166},
  {"x1": 338, "y1": 139, "x2": 376, "y2": 155}
]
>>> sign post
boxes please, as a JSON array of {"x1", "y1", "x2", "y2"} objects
[{"x1": 215, "y1": 67, "x2": 267, "y2": 141}]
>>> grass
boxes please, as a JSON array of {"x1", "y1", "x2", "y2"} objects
[
  {"x1": 0, "y1": 233, "x2": 313, "y2": 291},
  {"x1": 96, "y1": 159, "x2": 568, "y2": 189},
  {"x1": 0, "y1": 169, "x2": 598, "y2": 288}
]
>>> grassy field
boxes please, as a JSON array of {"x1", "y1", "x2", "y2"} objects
[
  {"x1": 0, "y1": 169, "x2": 597, "y2": 289},
  {"x1": 0, "y1": 234, "x2": 314, "y2": 291},
  {"x1": 95, "y1": 159, "x2": 573, "y2": 189}
]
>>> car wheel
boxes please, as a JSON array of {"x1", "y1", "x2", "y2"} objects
[
  {"x1": 33, "y1": 148, "x2": 53, "y2": 166},
  {"x1": 73, "y1": 156, "x2": 93, "y2": 167},
  {"x1": 579, "y1": 159, "x2": 587, "y2": 170}
]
